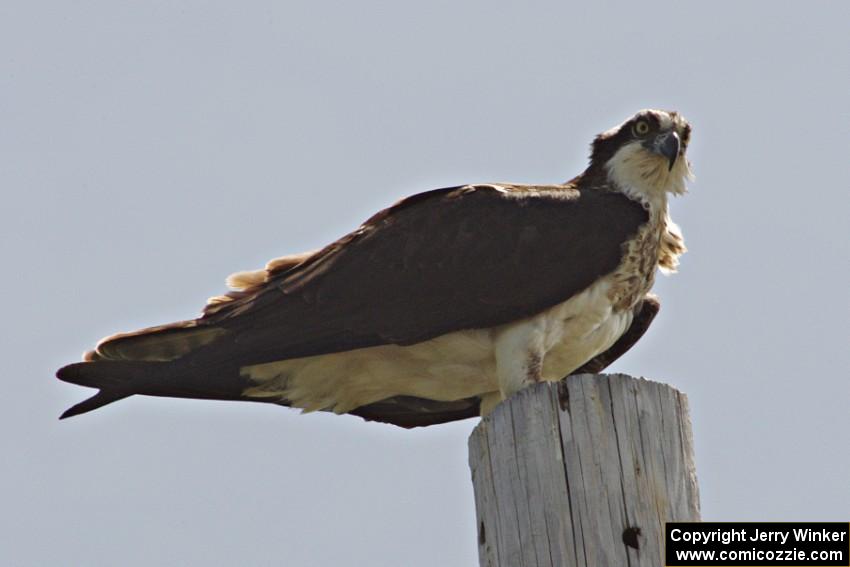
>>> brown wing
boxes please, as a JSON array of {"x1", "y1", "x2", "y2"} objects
[{"x1": 183, "y1": 183, "x2": 649, "y2": 368}]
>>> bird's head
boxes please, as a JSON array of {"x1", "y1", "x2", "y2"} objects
[{"x1": 589, "y1": 109, "x2": 693, "y2": 203}]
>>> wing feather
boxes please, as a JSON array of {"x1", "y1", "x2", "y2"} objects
[{"x1": 187, "y1": 183, "x2": 649, "y2": 367}]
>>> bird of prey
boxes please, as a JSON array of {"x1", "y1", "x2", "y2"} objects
[{"x1": 57, "y1": 109, "x2": 692, "y2": 427}]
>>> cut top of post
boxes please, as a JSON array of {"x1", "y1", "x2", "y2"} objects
[{"x1": 468, "y1": 373, "x2": 700, "y2": 567}]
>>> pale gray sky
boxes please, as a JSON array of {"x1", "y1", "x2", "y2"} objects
[{"x1": 2, "y1": 2, "x2": 848, "y2": 566}]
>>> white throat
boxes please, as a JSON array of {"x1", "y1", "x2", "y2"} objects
[{"x1": 604, "y1": 140, "x2": 692, "y2": 209}]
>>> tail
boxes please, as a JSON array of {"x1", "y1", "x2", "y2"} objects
[
  {"x1": 57, "y1": 360, "x2": 175, "y2": 419},
  {"x1": 57, "y1": 358, "x2": 250, "y2": 419},
  {"x1": 56, "y1": 314, "x2": 252, "y2": 419}
]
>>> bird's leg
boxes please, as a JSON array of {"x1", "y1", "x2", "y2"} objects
[
  {"x1": 479, "y1": 392, "x2": 502, "y2": 416},
  {"x1": 493, "y1": 321, "x2": 546, "y2": 402}
]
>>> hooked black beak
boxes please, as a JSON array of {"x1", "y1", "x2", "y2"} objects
[{"x1": 652, "y1": 130, "x2": 681, "y2": 171}]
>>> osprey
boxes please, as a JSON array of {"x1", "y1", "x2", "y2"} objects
[{"x1": 58, "y1": 109, "x2": 692, "y2": 427}]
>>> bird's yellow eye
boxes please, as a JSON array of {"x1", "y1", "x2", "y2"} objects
[{"x1": 633, "y1": 120, "x2": 650, "y2": 136}]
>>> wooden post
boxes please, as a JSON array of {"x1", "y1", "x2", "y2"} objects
[{"x1": 468, "y1": 373, "x2": 700, "y2": 567}]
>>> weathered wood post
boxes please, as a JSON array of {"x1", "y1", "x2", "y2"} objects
[{"x1": 469, "y1": 373, "x2": 700, "y2": 567}]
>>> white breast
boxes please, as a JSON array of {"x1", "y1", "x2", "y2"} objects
[{"x1": 537, "y1": 278, "x2": 634, "y2": 381}]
